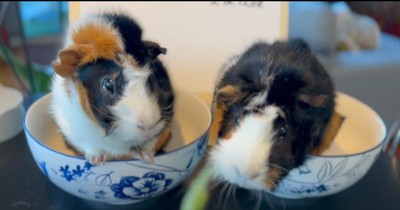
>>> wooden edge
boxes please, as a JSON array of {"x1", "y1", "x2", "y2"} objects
[
  {"x1": 280, "y1": 1, "x2": 289, "y2": 41},
  {"x1": 68, "y1": 2, "x2": 80, "y2": 24}
]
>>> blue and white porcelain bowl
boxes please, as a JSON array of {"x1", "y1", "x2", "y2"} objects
[
  {"x1": 24, "y1": 89, "x2": 211, "y2": 205},
  {"x1": 271, "y1": 93, "x2": 387, "y2": 199}
]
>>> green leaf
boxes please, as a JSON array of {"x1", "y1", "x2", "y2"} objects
[{"x1": 180, "y1": 163, "x2": 214, "y2": 210}]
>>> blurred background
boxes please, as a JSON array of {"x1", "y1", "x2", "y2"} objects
[
  {"x1": 0, "y1": 2, "x2": 68, "y2": 101},
  {"x1": 0, "y1": 1, "x2": 399, "y2": 127}
]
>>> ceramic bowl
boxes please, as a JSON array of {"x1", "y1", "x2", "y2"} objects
[
  {"x1": 24, "y1": 89, "x2": 211, "y2": 205},
  {"x1": 0, "y1": 84, "x2": 25, "y2": 143},
  {"x1": 271, "y1": 92, "x2": 386, "y2": 199}
]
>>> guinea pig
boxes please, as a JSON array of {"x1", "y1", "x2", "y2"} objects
[
  {"x1": 208, "y1": 39, "x2": 336, "y2": 191},
  {"x1": 50, "y1": 12, "x2": 174, "y2": 165}
]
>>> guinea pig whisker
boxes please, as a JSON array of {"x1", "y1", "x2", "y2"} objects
[
  {"x1": 253, "y1": 190, "x2": 263, "y2": 210},
  {"x1": 231, "y1": 184, "x2": 238, "y2": 207},
  {"x1": 164, "y1": 102, "x2": 174, "y2": 110},
  {"x1": 223, "y1": 184, "x2": 233, "y2": 210},
  {"x1": 268, "y1": 163, "x2": 290, "y2": 172},
  {"x1": 209, "y1": 179, "x2": 223, "y2": 191},
  {"x1": 160, "y1": 116, "x2": 173, "y2": 124},
  {"x1": 280, "y1": 196, "x2": 287, "y2": 210},
  {"x1": 263, "y1": 190, "x2": 275, "y2": 210},
  {"x1": 89, "y1": 105, "x2": 117, "y2": 121},
  {"x1": 266, "y1": 58, "x2": 274, "y2": 75},
  {"x1": 161, "y1": 111, "x2": 172, "y2": 117},
  {"x1": 244, "y1": 92, "x2": 259, "y2": 104},
  {"x1": 216, "y1": 183, "x2": 230, "y2": 208}
]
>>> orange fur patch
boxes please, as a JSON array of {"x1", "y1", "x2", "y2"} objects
[
  {"x1": 312, "y1": 111, "x2": 345, "y2": 155},
  {"x1": 154, "y1": 124, "x2": 173, "y2": 152},
  {"x1": 53, "y1": 17, "x2": 124, "y2": 78},
  {"x1": 264, "y1": 167, "x2": 282, "y2": 189},
  {"x1": 71, "y1": 20, "x2": 123, "y2": 66},
  {"x1": 74, "y1": 81, "x2": 97, "y2": 123},
  {"x1": 208, "y1": 85, "x2": 241, "y2": 144},
  {"x1": 209, "y1": 101, "x2": 227, "y2": 145}
]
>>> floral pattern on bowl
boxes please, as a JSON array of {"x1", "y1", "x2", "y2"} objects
[{"x1": 272, "y1": 146, "x2": 383, "y2": 199}]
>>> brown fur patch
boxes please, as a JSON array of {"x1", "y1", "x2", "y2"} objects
[
  {"x1": 299, "y1": 93, "x2": 328, "y2": 107},
  {"x1": 74, "y1": 81, "x2": 97, "y2": 123},
  {"x1": 154, "y1": 124, "x2": 173, "y2": 152},
  {"x1": 209, "y1": 101, "x2": 227, "y2": 145},
  {"x1": 312, "y1": 111, "x2": 345, "y2": 155},
  {"x1": 221, "y1": 127, "x2": 233, "y2": 140},
  {"x1": 52, "y1": 45, "x2": 83, "y2": 78},
  {"x1": 217, "y1": 85, "x2": 241, "y2": 104},
  {"x1": 264, "y1": 167, "x2": 283, "y2": 189}
]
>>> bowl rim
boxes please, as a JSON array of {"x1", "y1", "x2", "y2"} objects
[
  {"x1": 0, "y1": 84, "x2": 23, "y2": 116},
  {"x1": 23, "y1": 90, "x2": 212, "y2": 162},
  {"x1": 307, "y1": 92, "x2": 387, "y2": 159}
]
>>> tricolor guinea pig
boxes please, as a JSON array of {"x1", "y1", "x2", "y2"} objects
[
  {"x1": 208, "y1": 39, "x2": 336, "y2": 191},
  {"x1": 50, "y1": 12, "x2": 174, "y2": 165}
]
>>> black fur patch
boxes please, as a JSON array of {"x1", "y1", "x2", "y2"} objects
[
  {"x1": 146, "y1": 59, "x2": 175, "y2": 125},
  {"x1": 102, "y1": 13, "x2": 166, "y2": 66},
  {"x1": 75, "y1": 59, "x2": 126, "y2": 134}
]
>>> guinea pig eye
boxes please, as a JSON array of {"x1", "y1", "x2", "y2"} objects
[
  {"x1": 278, "y1": 123, "x2": 288, "y2": 139},
  {"x1": 235, "y1": 116, "x2": 241, "y2": 125},
  {"x1": 102, "y1": 77, "x2": 114, "y2": 94}
]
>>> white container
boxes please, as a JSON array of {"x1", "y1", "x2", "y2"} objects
[
  {"x1": 24, "y1": 89, "x2": 212, "y2": 205},
  {"x1": 0, "y1": 84, "x2": 25, "y2": 142}
]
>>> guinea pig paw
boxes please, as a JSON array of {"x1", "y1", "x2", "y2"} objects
[
  {"x1": 132, "y1": 151, "x2": 155, "y2": 164},
  {"x1": 85, "y1": 154, "x2": 107, "y2": 166}
]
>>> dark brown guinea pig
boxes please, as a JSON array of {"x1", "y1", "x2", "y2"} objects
[{"x1": 208, "y1": 39, "x2": 336, "y2": 191}]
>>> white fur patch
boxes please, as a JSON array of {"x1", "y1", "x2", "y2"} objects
[
  {"x1": 50, "y1": 63, "x2": 163, "y2": 158},
  {"x1": 210, "y1": 105, "x2": 279, "y2": 190},
  {"x1": 111, "y1": 66, "x2": 164, "y2": 147},
  {"x1": 247, "y1": 91, "x2": 268, "y2": 107}
]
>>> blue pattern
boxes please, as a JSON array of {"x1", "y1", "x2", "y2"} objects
[
  {"x1": 197, "y1": 134, "x2": 208, "y2": 156},
  {"x1": 94, "y1": 190, "x2": 107, "y2": 199},
  {"x1": 59, "y1": 162, "x2": 95, "y2": 182},
  {"x1": 39, "y1": 161, "x2": 48, "y2": 177},
  {"x1": 110, "y1": 171, "x2": 173, "y2": 200},
  {"x1": 78, "y1": 188, "x2": 88, "y2": 195},
  {"x1": 290, "y1": 184, "x2": 329, "y2": 194}
]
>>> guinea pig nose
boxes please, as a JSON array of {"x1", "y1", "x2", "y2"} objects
[
  {"x1": 246, "y1": 171, "x2": 261, "y2": 179},
  {"x1": 137, "y1": 116, "x2": 150, "y2": 131},
  {"x1": 137, "y1": 116, "x2": 161, "y2": 131},
  {"x1": 137, "y1": 124, "x2": 147, "y2": 131}
]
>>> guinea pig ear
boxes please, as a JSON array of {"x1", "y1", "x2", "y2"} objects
[
  {"x1": 216, "y1": 85, "x2": 241, "y2": 105},
  {"x1": 298, "y1": 93, "x2": 328, "y2": 108},
  {"x1": 143, "y1": 40, "x2": 167, "y2": 60},
  {"x1": 51, "y1": 45, "x2": 83, "y2": 78}
]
